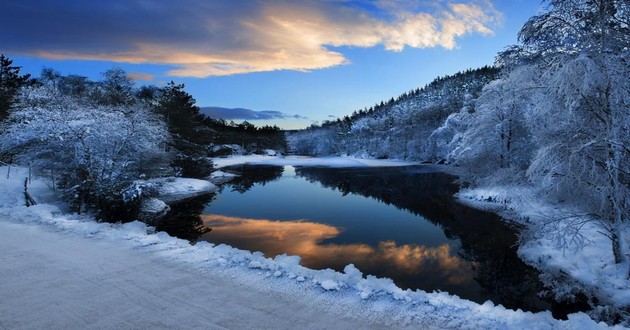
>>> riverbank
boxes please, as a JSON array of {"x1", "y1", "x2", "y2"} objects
[
  {"x1": 0, "y1": 165, "x2": 616, "y2": 329},
  {"x1": 457, "y1": 185, "x2": 630, "y2": 324}
]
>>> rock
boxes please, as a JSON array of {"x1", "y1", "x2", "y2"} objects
[{"x1": 138, "y1": 197, "x2": 170, "y2": 225}]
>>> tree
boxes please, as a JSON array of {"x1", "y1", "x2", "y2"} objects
[
  {"x1": 0, "y1": 83, "x2": 171, "y2": 218},
  {"x1": 514, "y1": 0, "x2": 630, "y2": 265},
  {"x1": 0, "y1": 54, "x2": 32, "y2": 121},
  {"x1": 155, "y1": 81, "x2": 214, "y2": 178},
  {"x1": 450, "y1": 68, "x2": 536, "y2": 182},
  {"x1": 97, "y1": 67, "x2": 135, "y2": 106}
]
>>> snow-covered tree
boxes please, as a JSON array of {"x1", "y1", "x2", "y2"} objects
[
  {"x1": 287, "y1": 67, "x2": 499, "y2": 161},
  {"x1": 526, "y1": 52, "x2": 630, "y2": 264},
  {"x1": 507, "y1": 0, "x2": 630, "y2": 265},
  {"x1": 449, "y1": 67, "x2": 537, "y2": 182},
  {"x1": 0, "y1": 83, "x2": 171, "y2": 216}
]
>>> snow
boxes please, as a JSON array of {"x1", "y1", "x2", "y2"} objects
[
  {"x1": 212, "y1": 155, "x2": 417, "y2": 169},
  {"x1": 0, "y1": 166, "x2": 619, "y2": 329},
  {"x1": 138, "y1": 177, "x2": 217, "y2": 204},
  {"x1": 457, "y1": 185, "x2": 630, "y2": 315},
  {"x1": 210, "y1": 170, "x2": 237, "y2": 179},
  {"x1": 209, "y1": 170, "x2": 238, "y2": 184},
  {"x1": 138, "y1": 197, "x2": 170, "y2": 224},
  {"x1": 140, "y1": 197, "x2": 170, "y2": 214}
]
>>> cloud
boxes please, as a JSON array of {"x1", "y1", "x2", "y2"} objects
[
  {"x1": 202, "y1": 214, "x2": 472, "y2": 284},
  {"x1": 0, "y1": 0, "x2": 502, "y2": 77},
  {"x1": 127, "y1": 72, "x2": 155, "y2": 82},
  {"x1": 200, "y1": 107, "x2": 308, "y2": 121}
]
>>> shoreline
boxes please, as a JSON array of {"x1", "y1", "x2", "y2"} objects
[{"x1": 0, "y1": 165, "x2": 617, "y2": 329}]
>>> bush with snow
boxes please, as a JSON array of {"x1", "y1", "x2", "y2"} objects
[{"x1": 0, "y1": 84, "x2": 171, "y2": 218}]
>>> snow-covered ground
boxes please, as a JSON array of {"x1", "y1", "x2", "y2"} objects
[
  {"x1": 212, "y1": 155, "x2": 417, "y2": 169},
  {"x1": 457, "y1": 185, "x2": 630, "y2": 322},
  {"x1": 0, "y1": 166, "x2": 619, "y2": 329}
]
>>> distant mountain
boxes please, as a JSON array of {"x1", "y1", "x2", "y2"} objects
[{"x1": 200, "y1": 107, "x2": 307, "y2": 121}]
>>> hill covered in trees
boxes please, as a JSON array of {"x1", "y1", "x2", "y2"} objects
[{"x1": 287, "y1": 66, "x2": 499, "y2": 161}]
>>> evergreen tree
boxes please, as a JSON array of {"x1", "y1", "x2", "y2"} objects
[
  {"x1": 0, "y1": 54, "x2": 32, "y2": 121},
  {"x1": 155, "y1": 81, "x2": 214, "y2": 178}
]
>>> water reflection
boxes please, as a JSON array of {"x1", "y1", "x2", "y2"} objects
[
  {"x1": 201, "y1": 214, "x2": 474, "y2": 292},
  {"x1": 155, "y1": 193, "x2": 215, "y2": 241},
  {"x1": 295, "y1": 166, "x2": 552, "y2": 311},
  {"x1": 159, "y1": 164, "x2": 580, "y2": 315},
  {"x1": 223, "y1": 165, "x2": 284, "y2": 193}
]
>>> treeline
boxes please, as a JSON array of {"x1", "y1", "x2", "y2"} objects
[
  {"x1": 287, "y1": 66, "x2": 500, "y2": 159},
  {"x1": 210, "y1": 120, "x2": 287, "y2": 155},
  {"x1": 0, "y1": 61, "x2": 286, "y2": 219}
]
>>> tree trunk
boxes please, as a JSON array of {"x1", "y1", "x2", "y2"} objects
[{"x1": 612, "y1": 230, "x2": 623, "y2": 264}]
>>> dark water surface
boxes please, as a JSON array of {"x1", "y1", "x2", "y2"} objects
[{"x1": 157, "y1": 164, "x2": 583, "y2": 316}]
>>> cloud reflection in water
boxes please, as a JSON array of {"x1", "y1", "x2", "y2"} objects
[{"x1": 201, "y1": 214, "x2": 474, "y2": 288}]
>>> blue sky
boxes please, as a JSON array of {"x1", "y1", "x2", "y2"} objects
[{"x1": 1, "y1": 0, "x2": 543, "y2": 129}]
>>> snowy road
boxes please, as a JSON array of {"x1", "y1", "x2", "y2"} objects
[{"x1": 0, "y1": 219, "x2": 392, "y2": 329}]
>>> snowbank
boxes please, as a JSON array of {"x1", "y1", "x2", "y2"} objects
[
  {"x1": 212, "y1": 155, "x2": 417, "y2": 169},
  {"x1": 209, "y1": 170, "x2": 238, "y2": 184},
  {"x1": 0, "y1": 166, "x2": 617, "y2": 329},
  {"x1": 136, "y1": 177, "x2": 217, "y2": 205},
  {"x1": 457, "y1": 185, "x2": 630, "y2": 321}
]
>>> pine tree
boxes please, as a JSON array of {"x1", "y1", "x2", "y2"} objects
[
  {"x1": 155, "y1": 81, "x2": 214, "y2": 178},
  {"x1": 0, "y1": 54, "x2": 32, "y2": 121}
]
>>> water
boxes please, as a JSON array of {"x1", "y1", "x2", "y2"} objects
[{"x1": 157, "y1": 164, "x2": 585, "y2": 316}]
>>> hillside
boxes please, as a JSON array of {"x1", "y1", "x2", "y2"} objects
[{"x1": 287, "y1": 66, "x2": 499, "y2": 161}]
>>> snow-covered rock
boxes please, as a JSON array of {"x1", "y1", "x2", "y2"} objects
[
  {"x1": 134, "y1": 177, "x2": 217, "y2": 205},
  {"x1": 209, "y1": 170, "x2": 238, "y2": 184},
  {"x1": 138, "y1": 197, "x2": 170, "y2": 225}
]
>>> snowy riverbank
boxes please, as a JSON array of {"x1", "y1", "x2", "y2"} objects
[
  {"x1": 457, "y1": 185, "x2": 630, "y2": 323},
  {"x1": 0, "y1": 165, "x2": 617, "y2": 329},
  {"x1": 212, "y1": 154, "x2": 418, "y2": 169}
]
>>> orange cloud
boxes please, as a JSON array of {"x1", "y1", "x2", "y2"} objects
[
  {"x1": 202, "y1": 214, "x2": 472, "y2": 285},
  {"x1": 128, "y1": 72, "x2": 155, "y2": 82},
  {"x1": 2, "y1": 1, "x2": 502, "y2": 77}
]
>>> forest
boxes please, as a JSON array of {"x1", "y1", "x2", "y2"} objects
[{"x1": 0, "y1": 60, "x2": 286, "y2": 220}]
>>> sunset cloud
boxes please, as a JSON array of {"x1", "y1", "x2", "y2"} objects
[
  {"x1": 127, "y1": 72, "x2": 155, "y2": 82},
  {"x1": 1, "y1": 0, "x2": 502, "y2": 77},
  {"x1": 202, "y1": 214, "x2": 472, "y2": 284}
]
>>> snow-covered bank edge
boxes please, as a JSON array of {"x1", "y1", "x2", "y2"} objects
[
  {"x1": 212, "y1": 155, "x2": 418, "y2": 169},
  {"x1": 123, "y1": 177, "x2": 217, "y2": 223},
  {"x1": 457, "y1": 185, "x2": 630, "y2": 324},
  {"x1": 0, "y1": 166, "x2": 616, "y2": 329}
]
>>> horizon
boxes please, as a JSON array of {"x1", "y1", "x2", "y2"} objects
[{"x1": 1, "y1": 0, "x2": 542, "y2": 129}]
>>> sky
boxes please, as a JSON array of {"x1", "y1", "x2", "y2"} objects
[{"x1": 0, "y1": 0, "x2": 543, "y2": 129}]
